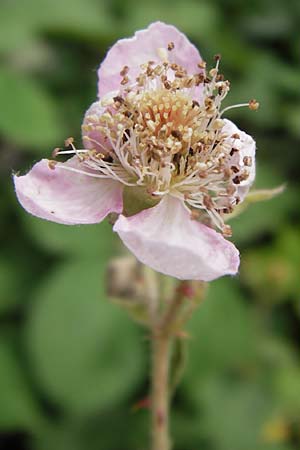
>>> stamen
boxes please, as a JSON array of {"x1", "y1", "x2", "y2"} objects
[{"x1": 62, "y1": 54, "x2": 256, "y2": 234}]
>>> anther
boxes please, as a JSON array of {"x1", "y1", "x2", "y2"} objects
[
  {"x1": 120, "y1": 66, "x2": 129, "y2": 77},
  {"x1": 243, "y1": 156, "x2": 252, "y2": 166},
  {"x1": 197, "y1": 61, "x2": 206, "y2": 69},
  {"x1": 171, "y1": 130, "x2": 182, "y2": 140},
  {"x1": 167, "y1": 42, "x2": 175, "y2": 51},
  {"x1": 230, "y1": 148, "x2": 239, "y2": 156},
  {"x1": 222, "y1": 224, "x2": 232, "y2": 237},
  {"x1": 52, "y1": 147, "x2": 61, "y2": 158},
  {"x1": 248, "y1": 99, "x2": 259, "y2": 111},
  {"x1": 113, "y1": 96, "x2": 124, "y2": 104},
  {"x1": 64, "y1": 137, "x2": 74, "y2": 147},
  {"x1": 48, "y1": 160, "x2": 57, "y2": 170},
  {"x1": 121, "y1": 76, "x2": 129, "y2": 85}
]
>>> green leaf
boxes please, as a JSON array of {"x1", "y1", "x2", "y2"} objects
[
  {"x1": 0, "y1": 259, "x2": 22, "y2": 315},
  {"x1": 231, "y1": 165, "x2": 296, "y2": 245},
  {"x1": 227, "y1": 184, "x2": 285, "y2": 221},
  {"x1": 25, "y1": 259, "x2": 145, "y2": 417},
  {"x1": 274, "y1": 366, "x2": 300, "y2": 417},
  {"x1": 184, "y1": 278, "x2": 257, "y2": 392},
  {"x1": 198, "y1": 378, "x2": 274, "y2": 450},
  {"x1": 22, "y1": 215, "x2": 117, "y2": 258},
  {"x1": 0, "y1": 332, "x2": 40, "y2": 431},
  {"x1": 0, "y1": 68, "x2": 63, "y2": 149},
  {"x1": 241, "y1": 228, "x2": 300, "y2": 303}
]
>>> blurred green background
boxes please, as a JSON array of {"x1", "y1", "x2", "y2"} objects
[{"x1": 1, "y1": 0, "x2": 300, "y2": 449}]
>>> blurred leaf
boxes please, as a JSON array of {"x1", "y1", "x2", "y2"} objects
[
  {"x1": 227, "y1": 184, "x2": 285, "y2": 220},
  {"x1": 274, "y1": 366, "x2": 300, "y2": 417},
  {"x1": 25, "y1": 259, "x2": 144, "y2": 416},
  {"x1": 125, "y1": 0, "x2": 220, "y2": 40},
  {"x1": 242, "y1": 228, "x2": 300, "y2": 303},
  {"x1": 0, "y1": 3, "x2": 37, "y2": 55},
  {"x1": 232, "y1": 165, "x2": 297, "y2": 245},
  {"x1": 0, "y1": 260, "x2": 22, "y2": 315},
  {"x1": 31, "y1": 409, "x2": 148, "y2": 450},
  {"x1": 284, "y1": 105, "x2": 300, "y2": 139},
  {"x1": 23, "y1": 215, "x2": 117, "y2": 258},
  {"x1": 184, "y1": 278, "x2": 258, "y2": 393},
  {"x1": 0, "y1": 333, "x2": 40, "y2": 431},
  {"x1": 198, "y1": 378, "x2": 276, "y2": 450},
  {"x1": 0, "y1": 68, "x2": 63, "y2": 149},
  {"x1": 0, "y1": 0, "x2": 116, "y2": 47}
]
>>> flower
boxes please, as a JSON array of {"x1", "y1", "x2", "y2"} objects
[{"x1": 14, "y1": 22, "x2": 257, "y2": 281}]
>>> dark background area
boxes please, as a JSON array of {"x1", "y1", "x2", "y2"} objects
[{"x1": 1, "y1": 0, "x2": 300, "y2": 449}]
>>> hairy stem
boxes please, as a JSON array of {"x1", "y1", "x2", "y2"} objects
[
  {"x1": 151, "y1": 281, "x2": 191, "y2": 450},
  {"x1": 151, "y1": 332, "x2": 171, "y2": 450}
]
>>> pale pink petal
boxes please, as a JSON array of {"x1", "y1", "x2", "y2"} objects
[
  {"x1": 98, "y1": 21, "x2": 202, "y2": 96},
  {"x1": 113, "y1": 195, "x2": 239, "y2": 281},
  {"x1": 223, "y1": 119, "x2": 256, "y2": 201},
  {"x1": 14, "y1": 158, "x2": 123, "y2": 225},
  {"x1": 81, "y1": 100, "x2": 111, "y2": 153}
]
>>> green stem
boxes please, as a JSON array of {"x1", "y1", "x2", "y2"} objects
[
  {"x1": 151, "y1": 331, "x2": 171, "y2": 450},
  {"x1": 150, "y1": 281, "x2": 190, "y2": 450}
]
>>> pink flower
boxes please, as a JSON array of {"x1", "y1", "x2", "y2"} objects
[{"x1": 14, "y1": 22, "x2": 256, "y2": 281}]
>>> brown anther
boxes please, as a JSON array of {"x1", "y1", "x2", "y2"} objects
[
  {"x1": 175, "y1": 71, "x2": 184, "y2": 78},
  {"x1": 233, "y1": 175, "x2": 241, "y2": 184},
  {"x1": 203, "y1": 194, "x2": 214, "y2": 209},
  {"x1": 197, "y1": 61, "x2": 206, "y2": 69},
  {"x1": 231, "y1": 133, "x2": 240, "y2": 140},
  {"x1": 124, "y1": 110, "x2": 132, "y2": 118},
  {"x1": 194, "y1": 73, "x2": 205, "y2": 85},
  {"x1": 113, "y1": 95, "x2": 124, "y2": 104},
  {"x1": 146, "y1": 66, "x2": 154, "y2": 76},
  {"x1": 222, "y1": 224, "x2": 232, "y2": 237},
  {"x1": 170, "y1": 63, "x2": 179, "y2": 71},
  {"x1": 167, "y1": 42, "x2": 175, "y2": 51},
  {"x1": 230, "y1": 148, "x2": 239, "y2": 156},
  {"x1": 214, "y1": 53, "x2": 221, "y2": 61},
  {"x1": 191, "y1": 210, "x2": 201, "y2": 220},
  {"x1": 243, "y1": 156, "x2": 252, "y2": 166},
  {"x1": 48, "y1": 160, "x2": 57, "y2": 170},
  {"x1": 222, "y1": 206, "x2": 233, "y2": 214},
  {"x1": 192, "y1": 100, "x2": 200, "y2": 108},
  {"x1": 216, "y1": 74, "x2": 224, "y2": 81},
  {"x1": 121, "y1": 76, "x2": 129, "y2": 85},
  {"x1": 154, "y1": 65, "x2": 163, "y2": 76},
  {"x1": 171, "y1": 130, "x2": 182, "y2": 140},
  {"x1": 248, "y1": 99, "x2": 259, "y2": 111},
  {"x1": 64, "y1": 137, "x2": 74, "y2": 147},
  {"x1": 184, "y1": 77, "x2": 195, "y2": 88},
  {"x1": 164, "y1": 81, "x2": 172, "y2": 90},
  {"x1": 120, "y1": 66, "x2": 129, "y2": 77},
  {"x1": 52, "y1": 147, "x2": 60, "y2": 158},
  {"x1": 204, "y1": 97, "x2": 214, "y2": 109},
  {"x1": 239, "y1": 171, "x2": 249, "y2": 181},
  {"x1": 231, "y1": 165, "x2": 240, "y2": 174},
  {"x1": 161, "y1": 75, "x2": 167, "y2": 82}
]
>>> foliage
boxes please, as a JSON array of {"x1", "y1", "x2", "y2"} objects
[{"x1": 1, "y1": 0, "x2": 300, "y2": 449}]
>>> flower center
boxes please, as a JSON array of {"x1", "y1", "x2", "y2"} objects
[{"x1": 52, "y1": 46, "x2": 258, "y2": 236}]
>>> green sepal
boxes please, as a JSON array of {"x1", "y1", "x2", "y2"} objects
[{"x1": 227, "y1": 184, "x2": 285, "y2": 221}]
